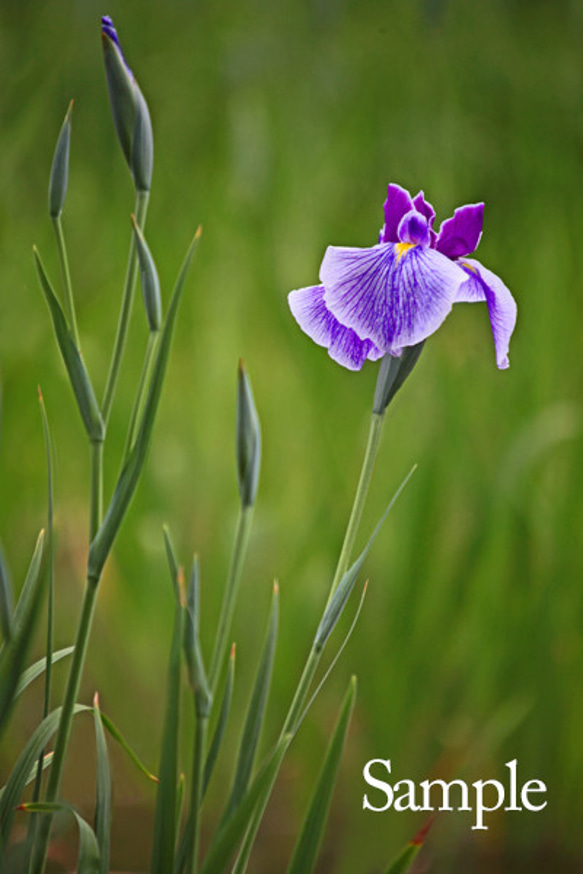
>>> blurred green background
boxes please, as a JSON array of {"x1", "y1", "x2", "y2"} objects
[{"x1": 1, "y1": 0, "x2": 583, "y2": 870}]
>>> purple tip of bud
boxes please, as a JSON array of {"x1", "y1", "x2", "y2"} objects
[{"x1": 101, "y1": 14, "x2": 132, "y2": 76}]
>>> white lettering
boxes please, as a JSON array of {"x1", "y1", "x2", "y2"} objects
[{"x1": 363, "y1": 759, "x2": 393, "y2": 812}]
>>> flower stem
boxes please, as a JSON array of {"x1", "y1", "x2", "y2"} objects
[
  {"x1": 187, "y1": 711, "x2": 208, "y2": 874},
  {"x1": 231, "y1": 409, "x2": 387, "y2": 872},
  {"x1": 90, "y1": 440, "x2": 104, "y2": 542},
  {"x1": 51, "y1": 215, "x2": 80, "y2": 350},
  {"x1": 101, "y1": 189, "x2": 150, "y2": 426},
  {"x1": 208, "y1": 505, "x2": 254, "y2": 694},
  {"x1": 28, "y1": 575, "x2": 100, "y2": 874}
]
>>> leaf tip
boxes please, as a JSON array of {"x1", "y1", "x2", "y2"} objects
[
  {"x1": 230, "y1": 642, "x2": 237, "y2": 660},
  {"x1": 411, "y1": 814, "x2": 436, "y2": 846}
]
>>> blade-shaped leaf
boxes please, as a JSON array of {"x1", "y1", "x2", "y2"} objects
[
  {"x1": 315, "y1": 466, "x2": 416, "y2": 652},
  {"x1": 222, "y1": 583, "x2": 279, "y2": 824},
  {"x1": 0, "y1": 753, "x2": 53, "y2": 802},
  {"x1": 384, "y1": 818, "x2": 434, "y2": 874},
  {"x1": 163, "y1": 525, "x2": 180, "y2": 604},
  {"x1": 0, "y1": 545, "x2": 13, "y2": 643},
  {"x1": 20, "y1": 802, "x2": 100, "y2": 874},
  {"x1": 15, "y1": 647, "x2": 74, "y2": 697},
  {"x1": 200, "y1": 735, "x2": 290, "y2": 874},
  {"x1": 0, "y1": 531, "x2": 45, "y2": 736},
  {"x1": 203, "y1": 643, "x2": 236, "y2": 798},
  {"x1": 88, "y1": 229, "x2": 201, "y2": 582},
  {"x1": 287, "y1": 677, "x2": 357, "y2": 874},
  {"x1": 99, "y1": 711, "x2": 158, "y2": 783},
  {"x1": 149, "y1": 595, "x2": 185, "y2": 874},
  {"x1": 33, "y1": 248, "x2": 104, "y2": 442},
  {"x1": 93, "y1": 694, "x2": 112, "y2": 874},
  {"x1": 0, "y1": 704, "x2": 89, "y2": 853}
]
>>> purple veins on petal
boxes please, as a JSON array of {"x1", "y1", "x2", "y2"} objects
[
  {"x1": 380, "y1": 184, "x2": 414, "y2": 243},
  {"x1": 321, "y1": 243, "x2": 468, "y2": 354},
  {"x1": 436, "y1": 203, "x2": 484, "y2": 260},
  {"x1": 457, "y1": 259, "x2": 517, "y2": 369},
  {"x1": 288, "y1": 285, "x2": 382, "y2": 371}
]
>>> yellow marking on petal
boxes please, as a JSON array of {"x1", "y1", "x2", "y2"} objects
[
  {"x1": 395, "y1": 242, "x2": 414, "y2": 261},
  {"x1": 461, "y1": 261, "x2": 477, "y2": 273}
]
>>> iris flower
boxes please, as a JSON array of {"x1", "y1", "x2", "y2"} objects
[{"x1": 289, "y1": 183, "x2": 517, "y2": 371}]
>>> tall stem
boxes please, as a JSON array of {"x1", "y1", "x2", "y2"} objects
[
  {"x1": 29, "y1": 576, "x2": 100, "y2": 874},
  {"x1": 121, "y1": 330, "x2": 159, "y2": 467},
  {"x1": 208, "y1": 505, "x2": 254, "y2": 693},
  {"x1": 52, "y1": 215, "x2": 80, "y2": 350},
  {"x1": 187, "y1": 712, "x2": 208, "y2": 874},
  {"x1": 101, "y1": 189, "x2": 150, "y2": 426},
  {"x1": 90, "y1": 440, "x2": 104, "y2": 542}
]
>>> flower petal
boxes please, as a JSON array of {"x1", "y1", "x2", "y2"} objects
[
  {"x1": 413, "y1": 191, "x2": 437, "y2": 247},
  {"x1": 321, "y1": 243, "x2": 467, "y2": 353},
  {"x1": 380, "y1": 184, "x2": 414, "y2": 243},
  {"x1": 288, "y1": 284, "x2": 382, "y2": 371},
  {"x1": 458, "y1": 259, "x2": 517, "y2": 369},
  {"x1": 436, "y1": 203, "x2": 484, "y2": 259}
]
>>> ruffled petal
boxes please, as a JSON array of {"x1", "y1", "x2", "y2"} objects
[
  {"x1": 288, "y1": 284, "x2": 382, "y2": 371},
  {"x1": 380, "y1": 184, "x2": 414, "y2": 243},
  {"x1": 436, "y1": 203, "x2": 484, "y2": 259},
  {"x1": 413, "y1": 191, "x2": 437, "y2": 247},
  {"x1": 321, "y1": 243, "x2": 467, "y2": 354},
  {"x1": 458, "y1": 259, "x2": 517, "y2": 369}
]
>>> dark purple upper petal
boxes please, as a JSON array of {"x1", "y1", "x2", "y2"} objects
[
  {"x1": 380, "y1": 184, "x2": 414, "y2": 243},
  {"x1": 397, "y1": 210, "x2": 431, "y2": 247},
  {"x1": 436, "y1": 203, "x2": 484, "y2": 260},
  {"x1": 321, "y1": 242, "x2": 467, "y2": 354},
  {"x1": 456, "y1": 258, "x2": 517, "y2": 369},
  {"x1": 288, "y1": 284, "x2": 382, "y2": 371}
]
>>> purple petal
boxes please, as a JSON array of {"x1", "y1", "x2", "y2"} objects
[
  {"x1": 457, "y1": 259, "x2": 517, "y2": 369},
  {"x1": 398, "y1": 210, "x2": 431, "y2": 247},
  {"x1": 101, "y1": 15, "x2": 133, "y2": 76},
  {"x1": 380, "y1": 184, "x2": 414, "y2": 243},
  {"x1": 436, "y1": 203, "x2": 484, "y2": 259},
  {"x1": 321, "y1": 243, "x2": 467, "y2": 354},
  {"x1": 288, "y1": 284, "x2": 382, "y2": 371},
  {"x1": 412, "y1": 191, "x2": 437, "y2": 247}
]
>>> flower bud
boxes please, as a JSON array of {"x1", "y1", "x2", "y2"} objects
[
  {"x1": 132, "y1": 216, "x2": 162, "y2": 332},
  {"x1": 101, "y1": 15, "x2": 153, "y2": 192},
  {"x1": 49, "y1": 101, "x2": 73, "y2": 218},
  {"x1": 236, "y1": 362, "x2": 261, "y2": 507},
  {"x1": 372, "y1": 342, "x2": 425, "y2": 414}
]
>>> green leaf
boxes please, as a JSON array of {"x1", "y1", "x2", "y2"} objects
[
  {"x1": 88, "y1": 229, "x2": 201, "y2": 582},
  {"x1": 200, "y1": 735, "x2": 290, "y2": 874},
  {"x1": 99, "y1": 711, "x2": 158, "y2": 783},
  {"x1": 15, "y1": 647, "x2": 74, "y2": 697},
  {"x1": 0, "y1": 530, "x2": 45, "y2": 737},
  {"x1": 48, "y1": 100, "x2": 73, "y2": 219},
  {"x1": 162, "y1": 525, "x2": 180, "y2": 606},
  {"x1": 21, "y1": 802, "x2": 100, "y2": 874},
  {"x1": 287, "y1": 677, "x2": 357, "y2": 874},
  {"x1": 0, "y1": 545, "x2": 13, "y2": 644},
  {"x1": 203, "y1": 643, "x2": 235, "y2": 798},
  {"x1": 223, "y1": 583, "x2": 279, "y2": 823},
  {"x1": 315, "y1": 465, "x2": 416, "y2": 652},
  {"x1": 0, "y1": 704, "x2": 89, "y2": 854},
  {"x1": 132, "y1": 216, "x2": 162, "y2": 332},
  {"x1": 383, "y1": 818, "x2": 433, "y2": 874},
  {"x1": 150, "y1": 594, "x2": 185, "y2": 873},
  {"x1": 93, "y1": 694, "x2": 112, "y2": 874},
  {"x1": 33, "y1": 248, "x2": 104, "y2": 440},
  {"x1": 236, "y1": 362, "x2": 261, "y2": 508},
  {"x1": 0, "y1": 753, "x2": 53, "y2": 802}
]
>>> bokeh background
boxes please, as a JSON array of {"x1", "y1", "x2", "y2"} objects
[{"x1": 1, "y1": 0, "x2": 583, "y2": 871}]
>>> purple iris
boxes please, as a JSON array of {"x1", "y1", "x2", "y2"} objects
[
  {"x1": 289, "y1": 183, "x2": 517, "y2": 371},
  {"x1": 101, "y1": 15, "x2": 132, "y2": 75}
]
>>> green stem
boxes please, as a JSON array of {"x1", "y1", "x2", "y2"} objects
[
  {"x1": 208, "y1": 505, "x2": 254, "y2": 693},
  {"x1": 90, "y1": 440, "x2": 104, "y2": 542},
  {"x1": 121, "y1": 330, "x2": 159, "y2": 468},
  {"x1": 231, "y1": 410, "x2": 387, "y2": 872},
  {"x1": 52, "y1": 215, "x2": 80, "y2": 350},
  {"x1": 101, "y1": 189, "x2": 150, "y2": 426},
  {"x1": 29, "y1": 576, "x2": 100, "y2": 874},
  {"x1": 187, "y1": 711, "x2": 208, "y2": 874}
]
